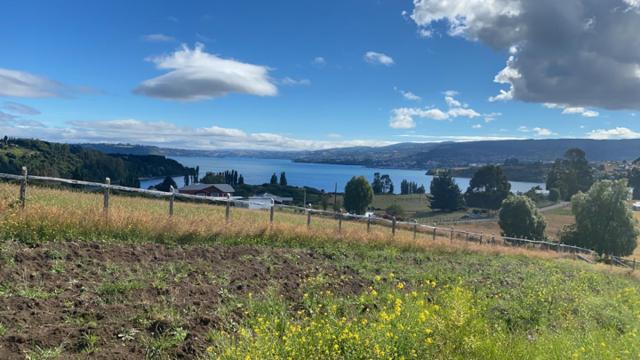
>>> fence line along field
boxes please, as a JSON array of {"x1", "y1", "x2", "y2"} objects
[{"x1": 1, "y1": 178, "x2": 639, "y2": 359}]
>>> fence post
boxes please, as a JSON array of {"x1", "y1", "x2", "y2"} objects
[
  {"x1": 225, "y1": 195, "x2": 231, "y2": 223},
  {"x1": 169, "y1": 185, "x2": 175, "y2": 217},
  {"x1": 392, "y1": 217, "x2": 396, "y2": 237},
  {"x1": 269, "y1": 199, "x2": 275, "y2": 225},
  {"x1": 367, "y1": 216, "x2": 371, "y2": 233},
  {"x1": 413, "y1": 221, "x2": 417, "y2": 240},
  {"x1": 466, "y1": 232, "x2": 470, "y2": 242},
  {"x1": 103, "y1": 177, "x2": 110, "y2": 215},
  {"x1": 633, "y1": 259, "x2": 636, "y2": 271},
  {"x1": 480, "y1": 233, "x2": 484, "y2": 244},
  {"x1": 307, "y1": 210, "x2": 311, "y2": 228},
  {"x1": 450, "y1": 227, "x2": 454, "y2": 242},
  {"x1": 432, "y1": 227, "x2": 436, "y2": 241},
  {"x1": 338, "y1": 214, "x2": 342, "y2": 233},
  {"x1": 19, "y1": 167, "x2": 27, "y2": 209}
]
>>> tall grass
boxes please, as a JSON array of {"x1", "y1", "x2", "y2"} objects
[{"x1": 0, "y1": 182, "x2": 565, "y2": 260}]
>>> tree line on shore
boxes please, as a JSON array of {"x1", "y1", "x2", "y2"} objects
[{"x1": 341, "y1": 148, "x2": 639, "y2": 257}]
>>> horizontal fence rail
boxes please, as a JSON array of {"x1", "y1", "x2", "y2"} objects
[{"x1": 0, "y1": 170, "x2": 635, "y2": 270}]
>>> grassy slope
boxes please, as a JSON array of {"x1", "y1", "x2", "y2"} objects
[{"x1": 0, "y1": 182, "x2": 639, "y2": 359}]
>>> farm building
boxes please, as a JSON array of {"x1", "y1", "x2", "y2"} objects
[
  {"x1": 178, "y1": 183, "x2": 235, "y2": 197},
  {"x1": 251, "y1": 193, "x2": 293, "y2": 204},
  {"x1": 633, "y1": 202, "x2": 640, "y2": 211}
]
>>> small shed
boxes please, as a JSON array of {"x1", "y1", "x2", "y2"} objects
[
  {"x1": 633, "y1": 202, "x2": 640, "y2": 211},
  {"x1": 251, "y1": 192, "x2": 293, "y2": 204},
  {"x1": 178, "y1": 183, "x2": 235, "y2": 197}
]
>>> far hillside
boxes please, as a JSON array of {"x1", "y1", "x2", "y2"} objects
[{"x1": 0, "y1": 137, "x2": 194, "y2": 187}]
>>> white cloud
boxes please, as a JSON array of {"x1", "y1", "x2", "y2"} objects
[
  {"x1": 519, "y1": 125, "x2": 556, "y2": 136},
  {"x1": 2, "y1": 101, "x2": 40, "y2": 115},
  {"x1": 281, "y1": 77, "x2": 311, "y2": 86},
  {"x1": 532, "y1": 127, "x2": 555, "y2": 136},
  {"x1": 390, "y1": 91, "x2": 493, "y2": 128},
  {"x1": 135, "y1": 43, "x2": 277, "y2": 101},
  {"x1": 409, "y1": 0, "x2": 640, "y2": 110},
  {"x1": 472, "y1": 124, "x2": 482, "y2": 129},
  {"x1": 0, "y1": 67, "x2": 63, "y2": 98},
  {"x1": 483, "y1": 112, "x2": 501, "y2": 122},
  {"x1": 395, "y1": 87, "x2": 421, "y2": 101},
  {"x1": 312, "y1": 57, "x2": 326, "y2": 66},
  {"x1": 142, "y1": 33, "x2": 175, "y2": 42},
  {"x1": 0, "y1": 118, "x2": 394, "y2": 151},
  {"x1": 417, "y1": 29, "x2": 432, "y2": 38},
  {"x1": 444, "y1": 96, "x2": 461, "y2": 108},
  {"x1": 396, "y1": 134, "x2": 526, "y2": 142},
  {"x1": 390, "y1": 107, "x2": 450, "y2": 129},
  {"x1": 364, "y1": 51, "x2": 395, "y2": 66},
  {"x1": 544, "y1": 103, "x2": 600, "y2": 117},
  {"x1": 587, "y1": 127, "x2": 640, "y2": 139}
]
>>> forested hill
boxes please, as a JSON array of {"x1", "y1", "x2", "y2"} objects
[
  {"x1": 0, "y1": 138, "x2": 193, "y2": 187},
  {"x1": 294, "y1": 139, "x2": 640, "y2": 168}
]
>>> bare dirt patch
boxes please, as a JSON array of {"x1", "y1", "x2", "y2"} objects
[{"x1": 0, "y1": 241, "x2": 368, "y2": 359}]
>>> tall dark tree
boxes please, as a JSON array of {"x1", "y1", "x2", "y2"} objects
[
  {"x1": 238, "y1": 174, "x2": 245, "y2": 185},
  {"x1": 372, "y1": 173, "x2": 383, "y2": 194},
  {"x1": 464, "y1": 165, "x2": 511, "y2": 209},
  {"x1": 430, "y1": 170, "x2": 464, "y2": 211},
  {"x1": 344, "y1": 176, "x2": 373, "y2": 215},
  {"x1": 184, "y1": 174, "x2": 190, "y2": 187},
  {"x1": 279, "y1": 171, "x2": 288, "y2": 186},
  {"x1": 270, "y1": 173, "x2": 278, "y2": 185},
  {"x1": 546, "y1": 148, "x2": 593, "y2": 200},
  {"x1": 628, "y1": 167, "x2": 640, "y2": 200},
  {"x1": 194, "y1": 166, "x2": 200, "y2": 183}
]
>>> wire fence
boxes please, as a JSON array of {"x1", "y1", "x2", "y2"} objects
[{"x1": 0, "y1": 168, "x2": 636, "y2": 271}]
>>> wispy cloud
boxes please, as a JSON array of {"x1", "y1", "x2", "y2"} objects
[
  {"x1": 2, "y1": 101, "x2": 40, "y2": 115},
  {"x1": 0, "y1": 118, "x2": 395, "y2": 151},
  {"x1": 364, "y1": 51, "x2": 394, "y2": 66},
  {"x1": 280, "y1": 77, "x2": 311, "y2": 86},
  {"x1": 312, "y1": 57, "x2": 326, "y2": 66},
  {"x1": 0, "y1": 67, "x2": 64, "y2": 98},
  {"x1": 587, "y1": 127, "x2": 640, "y2": 140},
  {"x1": 141, "y1": 33, "x2": 176, "y2": 42},
  {"x1": 543, "y1": 103, "x2": 599, "y2": 117},
  {"x1": 394, "y1": 87, "x2": 421, "y2": 101}
]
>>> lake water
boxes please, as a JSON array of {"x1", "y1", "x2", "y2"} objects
[{"x1": 140, "y1": 156, "x2": 543, "y2": 194}]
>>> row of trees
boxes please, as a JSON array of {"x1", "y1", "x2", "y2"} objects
[
  {"x1": 270, "y1": 172, "x2": 288, "y2": 186},
  {"x1": 371, "y1": 173, "x2": 393, "y2": 194},
  {"x1": 201, "y1": 170, "x2": 245, "y2": 186},
  {"x1": 430, "y1": 165, "x2": 511, "y2": 212},
  {"x1": 400, "y1": 180, "x2": 425, "y2": 195}
]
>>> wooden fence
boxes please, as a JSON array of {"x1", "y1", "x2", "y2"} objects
[{"x1": 0, "y1": 168, "x2": 636, "y2": 271}]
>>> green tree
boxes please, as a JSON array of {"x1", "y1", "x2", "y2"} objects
[
  {"x1": 464, "y1": 165, "x2": 511, "y2": 209},
  {"x1": 498, "y1": 195, "x2": 546, "y2": 240},
  {"x1": 546, "y1": 148, "x2": 593, "y2": 200},
  {"x1": 238, "y1": 174, "x2": 245, "y2": 185},
  {"x1": 560, "y1": 180, "x2": 638, "y2": 257},
  {"x1": 548, "y1": 188, "x2": 561, "y2": 202},
  {"x1": 270, "y1": 173, "x2": 278, "y2": 185},
  {"x1": 155, "y1": 176, "x2": 177, "y2": 192},
  {"x1": 343, "y1": 176, "x2": 373, "y2": 215},
  {"x1": 429, "y1": 170, "x2": 463, "y2": 211},
  {"x1": 371, "y1": 173, "x2": 383, "y2": 194},
  {"x1": 279, "y1": 172, "x2": 288, "y2": 186}
]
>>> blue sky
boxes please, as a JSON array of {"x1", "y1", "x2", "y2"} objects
[{"x1": 1, "y1": 0, "x2": 639, "y2": 150}]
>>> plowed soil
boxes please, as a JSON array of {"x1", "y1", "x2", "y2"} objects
[{"x1": 0, "y1": 242, "x2": 368, "y2": 359}]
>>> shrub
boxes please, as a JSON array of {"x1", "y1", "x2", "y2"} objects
[
  {"x1": 343, "y1": 176, "x2": 373, "y2": 215},
  {"x1": 498, "y1": 195, "x2": 546, "y2": 240},
  {"x1": 385, "y1": 204, "x2": 405, "y2": 219},
  {"x1": 560, "y1": 180, "x2": 638, "y2": 256},
  {"x1": 548, "y1": 188, "x2": 561, "y2": 203}
]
